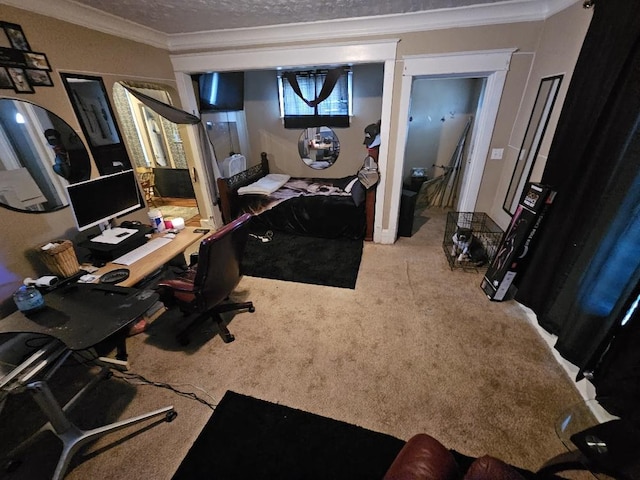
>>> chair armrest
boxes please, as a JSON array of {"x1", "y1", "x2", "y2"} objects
[{"x1": 156, "y1": 279, "x2": 196, "y2": 293}]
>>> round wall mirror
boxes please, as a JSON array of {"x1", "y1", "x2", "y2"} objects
[
  {"x1": 0, "y1": 98, "x2": 90, "y2": 213},
  {"x1": 298, "y1": 126, "x2": 340, "y2": 170}
]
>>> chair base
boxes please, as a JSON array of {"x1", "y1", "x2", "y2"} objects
[
  {"x1": 177, "y1": 301, "x2": 254, "y2": 345},
  {"x1": 6, "y1": 371, "x2": 176, "y2": 480}
]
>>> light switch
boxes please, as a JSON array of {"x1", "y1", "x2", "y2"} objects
[{"x1": 491, "y1": 148, "x2": 504, "y2": 160}]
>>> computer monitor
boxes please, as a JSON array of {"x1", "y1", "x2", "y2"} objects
[{"x1": 65, "y1": 169, "x2": 141, "y2": 232}]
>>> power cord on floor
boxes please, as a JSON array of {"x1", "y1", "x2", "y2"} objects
[
  {"x1": 249, "y1": 230, "x2": 273, "y2": 243},
  {"x1": 110, "y1": 370, "x2": 217, "y2": 410},
  {"x1": 55, "y1": 349, "x2": 217, "y2": 410}
]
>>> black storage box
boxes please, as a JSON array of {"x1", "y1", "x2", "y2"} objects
[{"x1": 481, "y1": 183, "x2": 556, "y2": 301}]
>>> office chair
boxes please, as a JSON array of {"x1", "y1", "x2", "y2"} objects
[{"x1": 156, "y1": 213, "x2": 255, "y2": 345}]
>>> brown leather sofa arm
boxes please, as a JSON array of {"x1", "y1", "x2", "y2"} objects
[
  {"x1": 383, "y1": 434, "x2": 528, "y2": 480},
  {"x1": 383, "y1": 433, "x2": 460, "y2": 480},
  {"x1": 464, "y1": 455, "x2": 526, "y2": 480}
]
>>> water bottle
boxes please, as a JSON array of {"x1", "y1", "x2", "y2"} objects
[{"x1": 13, "y1": 285, "x2": 45, "y2": 313}]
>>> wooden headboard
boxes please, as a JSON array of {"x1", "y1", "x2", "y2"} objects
[{"x1": 217, "y1": 152, "x2": 269, "y2": 224}]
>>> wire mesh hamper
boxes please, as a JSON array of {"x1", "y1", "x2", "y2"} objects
[
  {"x1": 37, "y1": 239, "x2": 81, "y2": 278},
  {"x1": 443, "y1": 212, "x2": 503, "y2": 271}
]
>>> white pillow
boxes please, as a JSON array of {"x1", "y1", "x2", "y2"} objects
[
  {"x1": 237, "y1": 173, "x2": 291, "y2": 195},
  {"x1": 344, "y1": 177, "x2": 359, "y2": 193}
]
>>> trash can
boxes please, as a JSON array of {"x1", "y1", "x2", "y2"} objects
[{"x1": 398, "y1": 189, "x2": 418, "y2": 237}]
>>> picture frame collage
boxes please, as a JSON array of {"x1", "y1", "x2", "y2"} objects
[{"x1": 0, "y1": 21, "x2": 53, "y2": 93}]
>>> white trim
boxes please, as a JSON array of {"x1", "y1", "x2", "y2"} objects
[
  {"x1": 4, "y1": 0, "x2": 579, "y2": 51},
  {"x1": 457, "y1": 70, "x2": 509, "y2": 212},
  {"x1": 373, "y1": 59, "x2": 397, "y2": 243},
  {"x1": 519, "y1": 303, "x2": 596, "y2": 402},
  {"x1": 389, "y1": 49, "x2": 514, "y2": 240},
  {"x1": 170, "y1": 40, "x2": 399, "y2": 73}
]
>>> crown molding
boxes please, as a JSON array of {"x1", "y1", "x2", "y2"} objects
[
  {"x1": 2, "y1": 0, "x2": 580, "y2": 52},
  {"x1": 0, "y1": 0, "x2": 167, "y2": 49}
]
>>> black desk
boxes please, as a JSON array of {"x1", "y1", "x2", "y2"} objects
[
  {"x1": 0, "y1": 283, "x2": 176, "y2": 480},
  {"x1": 0, "y1": 283, "x2": 157, "y2": 350}
]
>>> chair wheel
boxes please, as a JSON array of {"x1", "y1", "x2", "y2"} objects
[
  {"x1": 249, "y1": 306, "x2": 255, "y2": 313},
  {"x1": 166, "y1": 410, "x2": 178, "y2": 422},
  {"x1": 222, "y1": 332, "x2": 235, "y2": 343}
]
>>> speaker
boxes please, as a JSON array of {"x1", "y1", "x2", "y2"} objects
[{"x1": 398, "y1": 189, "x2": 418, "y2": 237}]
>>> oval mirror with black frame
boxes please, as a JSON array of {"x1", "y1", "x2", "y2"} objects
[
  {"x1": 0, "y1": 98, "x2": 91, "y2": 213},
  {"x1": 503, "y1": 75, "x2": 563, "y2": 215},
  {"x1": 298, "y1": 126, "x2": 340, "y2": 170},
  {"x1": 60, "y1": 73, "x2": 133, "y2": 176}
]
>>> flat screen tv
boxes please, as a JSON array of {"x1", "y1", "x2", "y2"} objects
[
  {"x1": 65, "y1": 169, "x2": 142, "y2": 231},
  {"x1": 196, "y1": 71, "x2": 244, "y2": 112}
]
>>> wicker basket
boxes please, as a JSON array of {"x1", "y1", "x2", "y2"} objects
[{"x1": 38, "y1": 239, "x2": 80, "y2": 278}]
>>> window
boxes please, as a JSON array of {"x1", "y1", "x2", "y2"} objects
[{"x1": 278, "y1": 68, "x2": 352, "y2": 129}]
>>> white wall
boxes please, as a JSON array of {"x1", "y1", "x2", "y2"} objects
[{"x1": 404, "y1": 77, "x2": 484, "y2": 184}]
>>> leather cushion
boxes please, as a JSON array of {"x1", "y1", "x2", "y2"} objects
[
  {"x1": 383, "y1": 433, "x2": 460, "y2": 480},
  {"x1": 463, "y1": 455, "x2": 526, "y2": 480}
]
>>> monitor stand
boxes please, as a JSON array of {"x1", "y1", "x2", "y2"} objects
[{"x1": 78, "y1": 225, "x2": 150, "y2": 263}]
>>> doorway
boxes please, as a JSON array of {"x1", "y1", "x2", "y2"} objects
[
  {"x1": 389, "y1": 49, "x2": 515, "y2": 242},
  {"x1": 201, "y1": 110, "x2": 252, "y2": 172},
  {"x1": 403, "y1": 76, "x2": 485, "y2": 210},
  {"x1": 113, "y1": 83, "x2": 201, "y2": 226}
]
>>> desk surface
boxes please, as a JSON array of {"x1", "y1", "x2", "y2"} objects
[
  {"x1": 0, "y1": 284, "x2": 158, "y2": 350},
  {"x1": 92, "y1": 227, "x2": 205, "y2": 287}
]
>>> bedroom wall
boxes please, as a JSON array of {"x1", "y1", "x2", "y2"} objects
[
  {"x1": 215, "y1": 5, "x2": 590, "y2": 234},
  {"x1": 483, "y1": 0, "x2": 593, "y2": 227},
  {"x1": 243, "y1": 63, "x2": 383, "y2": 179},
  {"x1": 0, "y1": 6, "x2": 182, "y2": 316}
]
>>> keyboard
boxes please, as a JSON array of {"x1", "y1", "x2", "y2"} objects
[{"x1": 112, "y1": 237, "x2": 173, "y2": 265}]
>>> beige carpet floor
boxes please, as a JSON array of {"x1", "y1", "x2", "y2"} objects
[{"x1": 3, "y1": 207, "x2": 592, "y2": 479}]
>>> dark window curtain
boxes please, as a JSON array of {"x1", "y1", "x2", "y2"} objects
[
  {"x1": 514, "y1": 0, "x2": 640, "y2": 370},
  {"x1": 281, "y1": 68, "x2": 349, "y2": 128}
]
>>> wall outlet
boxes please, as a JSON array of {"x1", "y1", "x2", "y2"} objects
[{"x1": 491, "y1": 148, "x2": 504, "y2": 160}]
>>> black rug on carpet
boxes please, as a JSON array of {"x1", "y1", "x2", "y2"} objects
[
  {"x1": 241, "y1": 227, "x2": 364, "y2": 289},
  {"x1": 172, "y1": 390, "x2": 405, "y2": 480}
]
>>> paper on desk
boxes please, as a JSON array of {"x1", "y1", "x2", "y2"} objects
[{"x1": 89, "y1": 227, "x2": 137, "y2": 245}]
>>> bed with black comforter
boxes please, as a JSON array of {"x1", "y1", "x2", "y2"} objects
[{"x1": 217, "y1": 152, "x2": 368, "y2": 239}]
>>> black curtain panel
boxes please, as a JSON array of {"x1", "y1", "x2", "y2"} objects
[{"x1": 514, "y1": 0, "x2": 640, "y2": 369}]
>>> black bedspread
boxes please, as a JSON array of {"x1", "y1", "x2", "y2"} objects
[
  {"x1": 252, "y1": 193, "x2": 365, "y2": 239},
  {"x1": 237, "y1": 176, "x2": 366, "y2": 239}
]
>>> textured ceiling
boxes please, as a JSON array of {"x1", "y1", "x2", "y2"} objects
[{"x1": 68, "y1": 0, "x2": 511, "y2": 34}]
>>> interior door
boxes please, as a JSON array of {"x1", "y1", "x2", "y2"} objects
[{"x1": 201, "y1": 111, "x2": 251, "y2": 167}]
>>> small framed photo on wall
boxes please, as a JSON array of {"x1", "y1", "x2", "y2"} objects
[
  {"x1": 25, "y1": 68, "x2": 53, "y2": 86},
  {"x1": 1, "y1": 22, "x2": 31, "y2": 51},
  {"x1": 0, "y1": 67, "x2": 14, "y2": 89},
  {"x1": 23, "y1": 51, "x2": 51, "y2": 70},
  {"x1": 7, "y1": 67, "x2": 34, "y2": 93}
]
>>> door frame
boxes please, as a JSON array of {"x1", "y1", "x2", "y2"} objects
[
  {"x1": 386, "y1": 49, "x2": 515, "y2": 243},
  {"x1": 171, "y1": 39, "x2": 399, "y2": 232}
]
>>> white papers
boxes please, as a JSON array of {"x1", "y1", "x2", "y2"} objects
[{"x1": 89, "y1": 227, "x2": 138, "y2": 245}]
